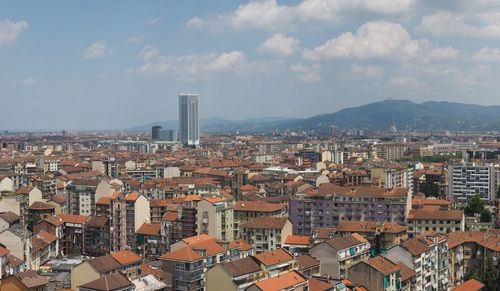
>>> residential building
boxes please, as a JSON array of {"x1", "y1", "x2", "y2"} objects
[
  {"x1": 135, "y1": 222, "x2": 166, "y2": 259},
  {"x1": 336, "y1": 221, "x2": 407, "y2": 251},
  {"x1": 310, "y1": 233, "x2": 371, "y2": 279},
  {"x1": 0, "y1": 270, "x2": 49, "y2": 291},
  {"x1": 252, "y1": 248, "x2": 297, "y2": 278},
  {"x1": 290, "y1": 184, "x2": 411, "y2": 235},
  {"x1": 233, "y1": 200, "x2": 286, "y2": 239},
  {"x1": 206, "y1": 256, "x2": 265, "y2": 291},
  {"x1": 79, "y1": 272, "x2": 134, "y2": 291},
  {"x1": 407, "y1": 209, "x2": 465, "y2": 237},
  {"x1": 449, "y1": 163, "x2": 496, "y2": 203},
  {"x1": 83, "y1": 216, "x2": 110, "y2": 257},
  {"x1": 240, "y1": 217, "x2": 292, "y2": 253},
  {"x1": 349, "y1": 256, "x2": 402, "y2": 291},
  {"x1": 197, "y1": 197, "x2": 234, "y2": 242},
  {"x1": 67, "y1": 179, "x2": 100, "y2": 216},
  {"x1": 385, "y1": 232, "x2": 451, "y2": 291}
]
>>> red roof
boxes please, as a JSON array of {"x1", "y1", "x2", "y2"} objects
[
  {"x1": 254, "y1": 270, "x2": 306, "y2": 291},
  {"x1": 284, "y1": 235, "x2": 311, "y2": 246},
  {"x1": 110, "y1": 250, "x2": 142, "y2": 265},
  {"x1": 452, "y1": 279, "x2": 485, "y2": 291},
  {"x1": 136, "y1": 223, "x2": 161, "y2": 236},
  {"x1": 160, "y1": 247, "x2": 203, "y2": 262}
]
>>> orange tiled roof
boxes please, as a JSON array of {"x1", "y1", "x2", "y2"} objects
[
  {"x1": 284, "y1": 235, "x2": 311, "y2": 246},
  {"x1": 160, "y1": 246, "x2": 203, "y2": 262},
  {"x1": 254, "y1": 270, "x2": 306, "y2": 291},
  {"x1": 110, "y1": 250, "x2": 142, "y2": 266},
  {"x1": 234, "y1": 200, "x2": 286, "y2": 212},
  {"x1": 57, "y1": 214, "x2": 89, "y2": 224},
  {"x1": 125, "y1": 192, "x2": 139, "y2": 201},
  {"x1": 136, "y1": 223, "x2": 161, "y2": 236},
  {"x1": 96, "y1": 197, "x2": 111, "y2": 205},
  {"x1": 452, "y1": 279, "x2": 485, "y2": 291},
  {"x1": 229, "y1": 239, "x2": 253, "y2": 251},
  {"x1": 254, "y1": 248, "x2": 294, "y2": 267},
  {"x1": 162, "y1": 211, "x2": 179, "y2": 222}
]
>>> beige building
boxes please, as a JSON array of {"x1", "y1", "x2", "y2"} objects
[
  {"x1": 407, "y1": 209, "x2": 465, "y2": 236},
  {"x1": 240, "y1": 217, "x2": 292, "y2": 253},
  {"x1": 206, "y1": 256, "x2": 265, "y2": 291},
  {"x1": 197, "y1": 197, "x2": 234, "y2": 242}
]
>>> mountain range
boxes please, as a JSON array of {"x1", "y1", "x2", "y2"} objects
[{"x1": 127, "y1": 99, "x2": 500, "y2": 133}]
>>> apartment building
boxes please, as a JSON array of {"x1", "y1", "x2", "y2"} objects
[
  {"x1": 206, "y1": 256, "x2": 265, "y2": 291},
  {"x1": 233, "y1": 200, "x2": 286, "y2": 239},
  {"x1": 448, "y1": 163, "x2": 496, "y2": 203},
  {"x1": 240, "y1": 217, "x2": 292, "y2": 253},
  {"x1": 407, "y1": 209, "x2": 465, "y2": 237},
  {"x1": 348, "y1": 256, "x2": 403, "y2": 291},
  {"x1": 447, "y1": 230, "x2": 500, "y2": 287},
  {"x1": 135, "y1": 222, "x2": 166, "y2": 259},
  {"x1": 290, "y1": 184, "x2": 411, "y2": 235},
  {"x1": 160, "y1": 234, "x2": 227, "y2": 291},
  {"x1": 385, "y1": 232, "x2": 450, "y2": 291},
  {"x1": 372, "y1": 143, "x2": 407, "y2": 161},
  {"x1": 197, "y1": 197, "x2": 234, "y2": 242},
  {"x1": 371, "y1": 166, "x2": 413, "y2": 190},
  {"x1": 247, "y1": 270, "x2": 307, "y2": 291},
  {"x1": 109, "y1": 192, "x2": 150, "y2": 252},
  {"x1": 82, "y1": 216, "x2": 110, "y2": 257},
  {"x1": 336, "y1": 221, "x2": 408, "y2": 250},
  {"x1": 310, "y1": 233, "x2": 371, "y2": 279},
  {"x1": 67, "y1": 179, "x2": 100, "y2": 216}
]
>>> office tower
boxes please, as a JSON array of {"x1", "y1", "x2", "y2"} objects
[
  {"x1": 178, "y1": 93, "x2": 199, "y2": 146},
  {"x1": 151, "y1": 126, "x2": 162, "y2": 140},
  {"x1": 160, "y1": 129, "x2": 177, "y2": 142}
]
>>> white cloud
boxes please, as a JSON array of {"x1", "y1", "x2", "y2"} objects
[
  {"x1": 348, "y1": 64, "x2": 384, "y2": 79},
  {"x1": 303, "y1": 21, "x2": 458, "y2": 63},
  {"x1": 187, "y1": 0, "x2": 414, "y2": 32},
  {"x1": 389, "y1": 75, "x2": 419, "y2": 88},
  {"x1": 303, "y1": 21, "x2": 417, "y2": 60},
  {"x1": 290, "y1": 63, "x2": 321, "y2": 82},
  {"x1": 473, "y1": 47, "x2": 500, "y2": 62},
  {"x1": 258, "y1": 34, "x2": 300, "y2": 56},
  {"x1": 128, "y1": 49, "x2": 266, "y2": 81},
  {"x1": 148, "y1": 18, "x2": 162, "y2": 26},
  {"x1": 21, "y1": 77, "x2": 37, "y2": 86},
  {"x1": 418, "y1": 11, "x2": 500, "y2": 38},
  {"x1": 138, "y1": 45, "x2": 159, "y2": 61},
  {"x1": 83, "y1": 40, "x2": 113, "y2": 59},
  {"x1": 0, "y1": 20, "x2": 28, "y2": 46}
]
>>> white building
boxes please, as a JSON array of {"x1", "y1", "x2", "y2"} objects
[{"x1": 448, "y1": 163, "x2": 496, "y2": 203}]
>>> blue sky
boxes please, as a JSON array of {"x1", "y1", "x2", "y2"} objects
[{"x1": 1, "y1": 0, "x2": 500, "y2": 130}]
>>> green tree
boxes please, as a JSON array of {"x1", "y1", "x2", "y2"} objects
[
  {"x1": 483, "y1": 257, "x2": 498, "y2": 290},
  {"x1": 465, "y1": 194, "x2": 485, "y2": 216},
  {"x1": 26, "y1": 214, "x2": 41, "y2": 231},
  {"x1": 464, "y1": 269, "x2": 481, "y2": 282},
  {"x1": 480, "y1": 209, "x2": 492, "y2": 223}
]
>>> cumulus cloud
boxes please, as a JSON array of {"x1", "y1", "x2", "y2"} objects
[
  {"x1": 128, "y1": 49, "x2": 271, "y2": 81},
  {"x1": 303, "y1": 21, "x2": 458, "y2": 62},
  {"x1": 418, "y1": 11, "x2": 500, "y2": 38},
  {"x1": 83, "y1": 40, "x2": 113, "y2": 59},
  {"x1": 186, "y1": 0, "x2": 415, "y2": 31},
  {"x1": 258, "y1": 34, "x2": 300, "y2": 56},
  {"x1": 0, "y1": 20, "x2": 28, "y2": 46},
  {"x1": 290, "y1": 63, "x2": 321, "y2": 82}
]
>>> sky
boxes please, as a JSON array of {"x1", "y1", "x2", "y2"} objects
[{"x1": 2, "y1": 0, "x2": 500, "y2": 130}]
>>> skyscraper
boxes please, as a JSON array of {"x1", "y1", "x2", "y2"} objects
[
  {"x1": 151, "y1": 126, "x2": 162, "y2": 140},
  {"x1": 178, "y1": 93, "x2": 199, "y2": 147}
]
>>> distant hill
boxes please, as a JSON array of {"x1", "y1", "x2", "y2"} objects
[{"x1": 127, "y1": 100, "x2": 500, "y2": 133}]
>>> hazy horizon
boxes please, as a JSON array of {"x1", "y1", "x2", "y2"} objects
[{"x1": 2, "y1": 1, "x2": 500, "y2": 130}]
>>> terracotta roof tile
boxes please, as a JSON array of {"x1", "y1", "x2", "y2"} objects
[
  {"x1": 234, "y1": 200, "x2": 286, "y2": 212},
  {"x1": 284, "y1": 235, "x2": 311, "y2": 246},
  {"x1": 254, "y1": 270, "x2": 306, "y2": 291},
  {"x1": 110, "y1": 250, "x2": 142, "y2": 266},
  {"x1": 452, "y1": 279, "x2": 485, "y2": 291},
  {"x1": 228, "y1": 239, "x2": 253, "y2": 251},
  {"x1": 160, "y1": 246, "x2": 203, "y2": 262},
  {"x1": 222, "y1": 256, "x2": 262, "y2": 277},
  {"x1": 136, "y1": 223, "x2": 161, "y2": 236},
  {"x1": 366, "y1": 256, "x2": 400, "y2": 276},
  {"x1": 254, "y1": 248, "x2": 294, "y2": 267}
]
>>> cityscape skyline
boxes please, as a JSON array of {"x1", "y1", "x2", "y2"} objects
[{"x1": 3, "y1": 1, "x2": 500, "y2": 130}]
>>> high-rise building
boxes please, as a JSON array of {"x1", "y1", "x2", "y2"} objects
[
  {"x1": 160, "y1": 129, "x2": 177, "y2": 141},
  {"x1": 151, "y1": 126, "x2": 162, "y2": 140},
  {"x1": 178, "y1": 93, "x2": 199, "y2": 147}
]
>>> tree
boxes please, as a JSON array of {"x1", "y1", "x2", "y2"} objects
[
  {"x1": 480, "y1": 209, "x2": 492, "y2": 223},
  {"x1": 465, "y1": 194, "x2": 485, "y2": 216},
  {"x1": 483, "y1": 257, "x2": 498, "y2": 290}
]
